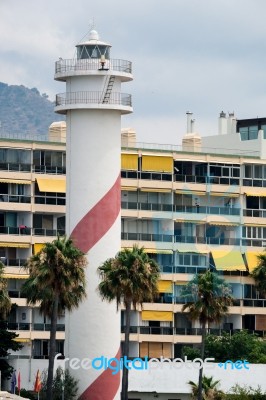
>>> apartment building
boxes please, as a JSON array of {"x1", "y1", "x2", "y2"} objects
[{"x1": 3, "y1": 114, "x2": 266, "y2": 387}]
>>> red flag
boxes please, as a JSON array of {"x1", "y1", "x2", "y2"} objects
[
  {"x1": 34, "y1": 369, "x2": 42, "y2": 393},
  {"x1": 18, "y1": 371, "x2": 21, "y2": 392}
]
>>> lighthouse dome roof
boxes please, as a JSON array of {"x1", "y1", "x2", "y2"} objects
[{"x1": 76, "y1": 29, "x2": 111, "y2": 48}]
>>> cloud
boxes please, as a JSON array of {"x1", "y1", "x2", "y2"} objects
[{"x1": 1, "y1": 0, "x2": 266, "y2": 142}]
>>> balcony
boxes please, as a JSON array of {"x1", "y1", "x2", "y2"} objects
[
  {"x1": 0, "y1": 163, "x2": 31, "y2": 172},
  {"x1": 55, "y1": 58, "x2": 132, "y2": 76},
  {"x1": 122, "y1": 201, "x2": 172, "y2": 212},
  {"x1": 175, "y1": 236, "x2": 241, "y2": 246},
  {"x1": 121, "y1": 201, "x2": 241, "y2": 216},
  {"x1": 175, "y1": 205, "x2": 240, "y2": 216},
  {"x1": 0, "y1": 227, "x2": 65, "y2": 236},
  {"x1": 7, "y1": 322, "x2": 65, "y2": 331},
  {"x1": 121, "y1": 326, "x2": 264, "y2": 337},
  {"x1": 175, "y1": 175, "x2": 239, "y2": 186},
  {"x1": 3, "y1": 258, "x2": 26, "y2": 267},
  {"x1": 33, "y1": 165, "x2": 66, "y2": 175},
  {"x1": 35, "y1": 196, "x2": 65, "y2": 206},
  {"x1": 243, "y1": 209, "x2": 266, "y2": 218},
  {"x1": 121, "y1": 232, "x2": 172, "y2": 243},
  {"x1": 0, "y1": 194, "x2": 31, "y2": 204},
  {"x1": 55, "y1": 91, "x2": 132, "y2": 114}
]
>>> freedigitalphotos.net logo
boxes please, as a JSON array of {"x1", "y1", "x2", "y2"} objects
[{"x1": 55, "y1": 354, "x2": 250, "y2": 375}]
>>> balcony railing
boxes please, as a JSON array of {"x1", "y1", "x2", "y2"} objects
[
  {"x1": 55, "y1": 58, "x2": 132, "y2": 74},
  {"x1": 121, "y1": 201, "x2": 240, "y2": 216},
  {"x1": 175, "y1": 236, "x2": 241, "y2": 246},
  {"x1": 0, "y1": 162, "x2": 31, "y2": 172},
  {"x1": 121, "y1": 232, "x2": 172, "y2": 242},
  {"x1": 121, "y1": 232, "x2": 266, "y2": 248},
  {"x1": 121, "y1": 326, "x2": 265, "y2": 336},
  {"x1": 243, "y1": 209, "x2": 266, "y2": 218},
  {"x1": 33, "y1": 165, "x2": 66, "y2": 175},
  {"x1": 0, "y1": 194, "x2": 31, "y2": 204},
  {"x1": 35, "y1": 196, "x2": 66, "y2": 206},
  {"x1": 56, "y1": 91, "x2": 132, "y2": 107},
  {"x1": 2, "y1": 258, "x2": 26, "y2": 267},
  {"x1": 0, "y1": 227, "x2": 65, "y2": 236},
  {"x1": 7, "y1": 322, "x2": 65, "y2": 331}
]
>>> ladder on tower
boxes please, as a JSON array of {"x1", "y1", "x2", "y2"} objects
[{"x1": 102, "y1": 76, "x2": 115, "y2": 104}]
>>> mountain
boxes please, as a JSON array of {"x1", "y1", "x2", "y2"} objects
[{"x1": 0, "y1": 82, "x2": 64, "y2": 137}]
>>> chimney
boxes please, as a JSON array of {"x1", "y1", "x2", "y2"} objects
[
  {"x1": 48, "y1": 121, "x2": 66, "y2": 142},
  {"x1": 186, "y1": 111, "x2": 193, "y2": 134},
  {"x1": 218, "y1": 111, "x2": 227, "y2": 135},
  {"x1": 121, "y1": 128, "x2": 136, "y2": 147}
]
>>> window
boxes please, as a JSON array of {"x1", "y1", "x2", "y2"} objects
[{"x1": 240, "y1": 126, "x2": 258, "y2": 141}]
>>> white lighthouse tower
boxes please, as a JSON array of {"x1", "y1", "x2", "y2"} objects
[{"x1": 54, "y1": 30, "x2": 133, "y2": 399}]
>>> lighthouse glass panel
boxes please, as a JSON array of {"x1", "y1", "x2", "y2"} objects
[{"x1": 77, "y1": 45, "x2": 110, "y2": 60}]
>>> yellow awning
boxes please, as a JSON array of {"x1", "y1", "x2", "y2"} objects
[
  {"x1": 210, "y1": 192, "x2": 239, "y2": 197},
  {"x1": 211, "y1": 250, "x2": 246, "y2": 271},
  {"x1": 157, "y1": 280, "x2": 173, "y2": 293},
  {"x1": 175, "y1": 190, "x2": 205, "y2": 196},
  {"x1": 0, "y1": 243, "x2": 30, "y2": 248},
  {"x1": 208, "y1": 221, "x2": 239, "y2": 226},
  {"x1": 34, "y1": 243, "x2": 44, "y2": 254},
  {"x1": 142, "y1": 311, "x2": 173, "y2": 321},
  {"x1": 13, "y1": 338, "x2": 31, "y2": 343},
  {"x1": 245, "y1": 251, "x2": 263, "y2": 272},
  {"x1": 3, "y1": 274, "x2": 29, "y2": 279},
  {"x1": 144, "y1": 248, "x2": 173, "y2": 254},
  {"x1": 142, "y1": 156, "x2": 173, "y2": 173},
  {"x1": 245, "y1": 192, "x2": 266, "y2": 197},
  {"x1": 244, "y1": 223, "x2": 266, "y2": 227},
  {"x1": 121, "y1": 154, "x2": 138, "y2": 170},
  {"x1": 0, "y1": 179, "x2": 31, "y2": 185},
  {"x1": 36, "y1": 178, "x2": 66, "y2": 193},
  {"x1": 177, "y1": 249, "x2": 209, "y2": 254},
  {"x1": 121, "y1": 186, "x2": 137, "y2": 191},
  {"x1": 140, "y1": 188, "x2": 172, "y2": 193}
]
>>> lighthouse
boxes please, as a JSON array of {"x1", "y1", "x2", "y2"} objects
[{"x1": 54, "y1": 30, "x2": 133, "y2": 399}]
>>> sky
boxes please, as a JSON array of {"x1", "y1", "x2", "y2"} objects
[{"x1": 1, "y1": 0, "x2": 266, "y2": 144}]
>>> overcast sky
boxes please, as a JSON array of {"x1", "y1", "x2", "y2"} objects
[{"x1": 1, "y1": 0, "x2": 266, "y2": 143}]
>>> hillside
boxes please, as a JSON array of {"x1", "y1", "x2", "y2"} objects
[{"x1": 0, "y1": 82, "x2": 64, "y2": 137}]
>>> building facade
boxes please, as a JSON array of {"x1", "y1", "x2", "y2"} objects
[{"x1": 3, "y1": 114, "x2": 266, "y2": 389}]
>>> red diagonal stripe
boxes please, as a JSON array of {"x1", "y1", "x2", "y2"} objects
[
  {"x1": 71, "y1": 175, "x2": 121, "y2": 253},
  {"x1": 79, "y1": 348, "x2": 121, "y2": 400}
]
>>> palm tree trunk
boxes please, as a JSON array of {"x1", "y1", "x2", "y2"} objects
[
  {"x1": 46, "y1": 293, "x2": 59, "y2": 400},
  {"x1": 121, "y1": 300, "x2": 131, "y2": 400},
  {"x1": 197, "y1": 322, "x2": 206, "y2": 400}
]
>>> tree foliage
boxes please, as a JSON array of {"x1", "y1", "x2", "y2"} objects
[
  {"x1": 0, "y1": 263, "x2": 22, "y2": 381},
  {"x1": 22, "y1": 236, "x2": 87, "y2": 400},
  {"x1": 40, "y1": 367, "x2": 79, "y2": 400},
  {"x1": 98, "y1": 245, "x2": 160, "y2": 400},
  {"x1": 183, "y1": 330, "x2": 266, "y2": 363}
]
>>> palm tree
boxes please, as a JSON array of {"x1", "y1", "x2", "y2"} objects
[
  {"x1": 251, "y1": 252, "x2": 266, "y2": 297},
  {"x1": 98, "y1": 245, "x2": 160, "y2": 400},
  {"x1": 0, "y1": 262, "x2": 11, "y2": 320},
  {"x1": 21, "y1": 236, "x2": 87, "y2": 400},
  {"x1": 181, "y1": 270, "x2": 232, "y2": 400},
  {"x1": 189, "y1": 375, "x2": 224, "y2": 400}
]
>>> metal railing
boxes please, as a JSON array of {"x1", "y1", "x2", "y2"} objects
[
  {"x1": 55, "y1": 58, "x2": 132, "y2": 74},
  {"x1": 121, "y1": 326, "x2": 265, "y2": 336},
  {"x1": 121, "y1": 232, "x2": 172, "y2": 242},
  {"x1": 243, "y1": 209, "x2": 266, "y2": 218},
  {"x1": 0, "y1": 194, "x2": 31, "y2": 203},
  {"x1": 174, "y1": 236, "x2": 241, "y2": 246},
  {"x1": 7, "y1": 322, "x2": 65, "y2": 331},
  {"x1": 35, "y1": 196, "x2": 66, "y2": 206},
  {"x1": 0, "y1": 162, "x2": 31, "y2": 172},
  {"x1": 33, "y1": 165, "x2": 66, "y2": 175},
  {"x1": 2, "y1": 258, "x2": 26, "y2": 267},
  {"x1": 56, "y1": 91, "x2": 132, "y2": 107},
  {"x1": 0, "y1": 227, "x2": 65, "y2": 236}
]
